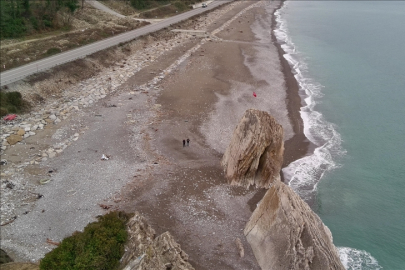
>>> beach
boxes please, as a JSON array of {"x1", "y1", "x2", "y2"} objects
[
  {"x1": 119, "y1": 1, "x2": 309, "y2": 268},
  {"x1": 1, "y1": 1, "x2": 310, "y2": 268}
]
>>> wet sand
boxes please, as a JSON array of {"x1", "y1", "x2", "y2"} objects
[{"x1": 270, "y1": 2, "x2": 312, "y2": 175}]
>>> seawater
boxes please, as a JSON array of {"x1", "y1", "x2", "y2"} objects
[{"x1": 274, "y1": 1, "x2": 405, "y2": 269}]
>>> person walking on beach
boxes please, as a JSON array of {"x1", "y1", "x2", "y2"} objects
[
  {"x1": 186, "y1": 138, "x2": 190, "y2": 146},
  {"x1": 183, "y1": 140, "x2": 186, "y2": 147}
]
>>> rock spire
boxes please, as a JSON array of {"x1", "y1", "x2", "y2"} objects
[{"x1": 221, "y1": 109, "x2": 284, "y2": 189}]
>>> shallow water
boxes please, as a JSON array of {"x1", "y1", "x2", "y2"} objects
[{"x1": 275, "y1": 1, "x2": 405, "y2": 269}]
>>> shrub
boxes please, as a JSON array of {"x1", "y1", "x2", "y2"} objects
[
  {"x1": 0, "y1": 91, "x2": 28, "y2": 117},
  {"x1": 6, "y1": 91, "x2": 23, "y2": 107},
  {"x1": 39, "y1": 211, "x2": 131, "y2": 270},
  {"x1": 0, "y1": 107, "x2": 8, "y2": 117},
  {"x1": 30, "y1": 16, "x2": 39, "y2": 30},
  {"x1": 174, "y1": 1, "x2": 187, "y2": 10},
  {"x1": 46, "y1": 47, "x2": 62, "y2": 55},
  {"x1": 130, "y1": 0, "x2": 149, "y2": 10}
]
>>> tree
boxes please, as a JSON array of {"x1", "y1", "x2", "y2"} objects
[
  {"x1": 22, "y1": 0, "x2": 29, "y2": 15},
  {"x1": 130, "y1": 0, "x2": 148, "y2": 10},
  {"x1": 0, "y1": 0, "x2": 79, "y2": 39}
]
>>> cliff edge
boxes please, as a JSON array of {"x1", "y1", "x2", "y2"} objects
[
  {"x1": 221, "y1": 109, "x2": 284, "y2": 189},
  {"x1": 223, "y1": 109, "x2": 344, "y2": 270},
  {"x1": 120, "y1": 212, "x2": 194, "y2": 270},
  {"x1": 244, "y1": 181, "x2": 345, "y2": 270}
]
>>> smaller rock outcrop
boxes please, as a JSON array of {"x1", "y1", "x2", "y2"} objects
[
  {"x1": 221, "y1": 109, "x2": 284, "y2": 189},
  {"x1": 244, "y1": 182, "x2": 345, "y2": 270},
  {"x1": 0, "y1": 249, "x2": 13, "y2": 264},
  {"x1": 6, "y1": 134, "x2": 22, "y2": 145},
  {"x1": 120, "y1": 212, "x2": 194, "y2": 270}
]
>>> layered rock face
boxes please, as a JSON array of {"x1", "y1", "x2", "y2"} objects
[
  {"x1": 221, "y1": 109, "x2": 284, "y2": 188},
  {"x1": 244, "y1": 181, "x2": 345, "y2": 270},
  {"x1": 222, "y1": 109, "x2": 344, "y2": 269},
  {"x1": 120, "y1": 212, "x2": 194, "y2": 270}
]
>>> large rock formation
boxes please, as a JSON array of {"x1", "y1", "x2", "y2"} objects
[
  {"x1": 221, "y1": 109, "x2": 284, "y2": 189},
  {"x1": 244, "y1": 181, "x2": 345, "y2": 270},
  {"x1": 120, "y1": 212, "x2": 194, "y2": 270},
  {"x1": 222, "y1": 109, "x2": 344, "y2": 269}
]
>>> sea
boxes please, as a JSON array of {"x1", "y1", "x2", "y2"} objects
[{"x1": 274, "y1": 1, "x2": 405, "y2": 269}]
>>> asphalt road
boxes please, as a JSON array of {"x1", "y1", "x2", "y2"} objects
[{"x1": 0, "y1": 0, "x2": 230, "y2": 86}]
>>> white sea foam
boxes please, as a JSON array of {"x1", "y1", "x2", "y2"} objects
[
  {"x1": 275, "y1": 4, "x2": 382, "y2": 269},
  {"x1": 274, "y1": 3, "x2": 345, "y2": 200},
  {"x1": 338, "y1": 247, "x2": 382, "y2": 270}
]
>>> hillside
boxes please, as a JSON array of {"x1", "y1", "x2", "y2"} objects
[
  {"x1": 0, "y1": 0, "x2": 80, "y2": 39},
  {"x1": 0, "y1": 0, "x2": 203, "y2": 72}
]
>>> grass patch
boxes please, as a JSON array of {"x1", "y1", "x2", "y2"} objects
[
  {"x1": 0, "y1": 91, "x2": 30, "y2": 117},
  {"x1": 39, "y1": 211, "x2": 131, "y2": 270},
  {"x1": 46, "y1": 47, "x2": 62, "y2": 56}
]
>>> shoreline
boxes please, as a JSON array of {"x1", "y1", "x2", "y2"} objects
[{"x1": 271, "y1": 1, "x2": 313, "y2": 181}]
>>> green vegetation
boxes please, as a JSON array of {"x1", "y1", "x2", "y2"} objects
[
  {"x1": 0, "y1": 0, "x2": 79, "y2": 39},
  {"x1": 0, "y1": 91, "x2": 29, "y2": 117},
  {"x1": 39, "y1": 211, "x2": 131, "y2": 270},
  {"x1": 46, "y1": 47, "x2": 62, "y2": 55}
]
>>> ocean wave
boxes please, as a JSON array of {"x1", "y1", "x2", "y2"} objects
[
  {"x1": 274, "y1": 3, "x2": 345, "y2": 200},
  {"x1": 338, "y1": 247, "x2": 383, "y2": 270},
  {"x1": 274, "y1": 4, "x2": 383, "y2": 270}
]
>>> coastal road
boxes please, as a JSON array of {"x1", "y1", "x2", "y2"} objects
[{"x1": 0, "y1": 0, "x2": 230, "y2": 86}]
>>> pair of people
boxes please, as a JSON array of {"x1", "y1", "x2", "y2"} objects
[{"x1": 183, "y1": 139, "x2": 190, "y2": 147}]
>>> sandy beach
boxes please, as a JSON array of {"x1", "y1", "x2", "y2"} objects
[{"x1": 0, "y1": 1, "x2": 309, "y2": 268}]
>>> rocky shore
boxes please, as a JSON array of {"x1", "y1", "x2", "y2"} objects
[{"x1": 1, "y1": 1, "x2": 343, "y2": 269}]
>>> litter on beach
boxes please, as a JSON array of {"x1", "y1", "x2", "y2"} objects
[
  {"x1": 3, "y1": 114, "x2": 17, "y2": 121},
  {"x1": 99, "y1": 204, "x2": 112, "y2": 210},
  {"x1": 253, "y1": 92, "x2": 257, "y2": 97},
  {"x1": 46, "y1": 238, "x2": 60, "y2": 246},
  {"x1": 39, "y1": 179, "x2": 51, "y2": 185},
  {"x1": 101, "y1": 154, "x2": 109, "y2": 160}
]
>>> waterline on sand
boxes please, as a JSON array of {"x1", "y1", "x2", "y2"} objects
[{"x1": 274, "y1": 2, "x2": 345, "y2": 202}]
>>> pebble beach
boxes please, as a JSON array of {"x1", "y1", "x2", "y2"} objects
[{"x1": 0, "y1": 1, "x2": 308, "y2": 269}]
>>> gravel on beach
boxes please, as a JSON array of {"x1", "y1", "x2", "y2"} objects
[{"x1": 0, "y1": 2, "x2": 306, "y2": 269}]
